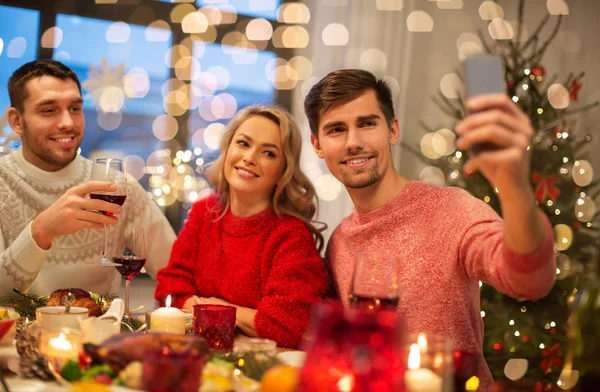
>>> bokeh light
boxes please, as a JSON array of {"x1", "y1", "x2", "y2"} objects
[
  {"x1": 97, "y1": 111, "x2": 122, "y2": 131},
  {"x1": 547, "y1": 83, "x2": 570, "y2": 109},
  {"x1": 277, "y1": 2, "x2": 310, "y2": 24},
  {"x1": 479, "y1": 1, "x2": 504, "y2": 20},
  {"x1": 359, "y1": 48, "x2": 388, "y2": 73},
  {"x1": 152, "y1": 114, "x2": 179, "y2": 141},
  {"x1": 575, "y1": 196, "x2": 596, "y2": 222},
  {"x1": 554, "y1": 224, "x2": 573, "y2": 251},
  {"x1": 125, "y1": 155, "x2": 146, "y2": 181},
  {"x1": 547, "y1": 0, "x2": 569, "y2": 15},
  {"x1": 106, "y1": 21, "x2": 131, "y2": 43},
  {"x1": 437, "y1": 0, "x2": 463, "y2": 10},
  {"x1": 419, "y1": 166, "x2": 445, "y2": 186},
  {"x1": 146, "y1": 20, "x2": 172, "y2": 42},
  {"x1": 440, "y1": 73, "x2": 463, "y2": 99},
  {"x1": 246, "y1": 18, "x2": 273, "y2": 41},
  {"x1": 7, "y1": 37, "x2": 27, "y2": 59},
  {"x1": 559, "y1": 31, "x2": 581, "y2": 53},
  {"x1": 41, "y1": 27, "x2": 63, "y2": 49},
  {"x1": 376, "y1": 0, "x2": 403, "y2": 11},
  {"x1": 488, "y1": 19, "x2": 514, "y2": 40},
  {"x1": 315, "y1": 174, "x2": 343, "y2": 201},
  {"x1": 203, "y1": 123, "x2": 226, "y2": 150},
  {"x1": 572, "y1": 160, "x2": 593, "y2": 187},
  {"x1": 182, "y1": 11, "x2": 209, "y2": 34},
  {"x1": 407, "y1": 11, "x2": 434, "y2": 32},
  {"x1": 322, "y1": 23, "x2": 349, "y2": 46}
]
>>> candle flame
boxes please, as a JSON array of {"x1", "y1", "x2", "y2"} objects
[
  {"x1": 49, "y1": 332, "x2": 73, "y2": 351},
  {"x1": 408, "y1": 343, "x2": 421, "y2": 369},
  {"x1": 166, "y1": 295, "x2": 172, "y2": 308},
  {"x1": 417, "y1": 333, "x2": 428, "y2": 351}
]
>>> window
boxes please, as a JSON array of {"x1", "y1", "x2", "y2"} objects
[
  {"x1": 0, "y1": 5, "x2": 39, "y2": 148},
  {"x1": 154, "y1": 0, "x2": 281, "y2": 20}
]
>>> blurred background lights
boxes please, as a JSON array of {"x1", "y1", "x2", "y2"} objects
[
  {"x1": 125, "y1": 155, "x2": 146, "y2": 181},
  {"x1": 479, "y1": 1, "x2": 504, "y2": 20},
  {"x1": 277, "y1": 3, "x2": 310, "y2": 24},
  {"x1": 359, "y1": 48, "x2": 388, "y2": 73},
  {"x1": 382, "y1": 75, "x2": 401, "y2": 98},
  {"x1": 547, "y1": 0, "x2": 569, "y2": 15},
  {"x1": 170, "y1": 4, "x2": 195, "y2": 24},
  {"x1": 288, "y1": 56, "x2": 313, "y2": 81},
  {"x1": 249, "y1": 0, "x2": 277, "y2": 11},
  {"x1": 575, "y1": 196, "x2": 596, "y2": 222},
  {"x1": 322, "y1": 23, "x2": 349, "y2": 46},
  {"x1": 98, "y1": 86, "x2": 125, "y2": 113},
  {"x1": 123, "y1": 67, "x2": 150, "y2": 98},
  {"x1": 206, "y1": 66, "x2": 231, "y2": 90},
  {"x1": 152, "y1": 114, "x2": 179, "y2": 141},
  {"x1": 245, "y1": 18, "x2": 273, "y2": 41},
  {"x1": 97, "y1": 111, "x2": 122, "y2": 131},
  {"x1": 419, "y1": 166, "x2": 445, "y2": 187},
  {"x1": 420, "y1": 133, "x2": 442, "y2": 160},
  {"x1": 572, "y1": 160, "x2": 593, "y2": 186},
  {"x1": 547, "y1": 83, "x2": 570, "y2": 109},
  {"x1": 272, "y1": 25, "x2": 309, "y2": 48},
  {"x1": 315, "y1": 174, "x2": 343, "y2": 201},
  {"x1": 211, "y1": 93, "x2": 237, "y2": 119},
  {"x1": 559, "y1": 31, "x2": 581, "y2": 53},
  {"x1": 182, "y1": 11, "x2": 209, "y2": 34},
  {"x1": 407, "y1": 11, "x2": 434, "y2": 32},
  {"x1": 488, "y1": 19, "x2": 514, "y2": 40},
  {"x1": 7, "y1": 37, "x2": 27, "y2": 59},
  {"x1": 554, "y1": 224, "x2": 573, "y2": 251},
  {"x1": 41, "y1": 27, "x2": 63, "y2": 49},
  {"x1": 203, "y1": 123, "x2": 226, "y2": 150},
  {"x1": 105, "y1": 21, "x2": 131, "y2": 43},
  {"x1": 146, "y1": 20, "x2": 172, "y2": 42},
  {"x1": 435, "y1": 128, "x2": 456, "y2": 155},
  {"x1": 440, "y1": 73, "x2": 463, "y2": 99},
  {"x1": 456, "y1": 32, "x2": 481, "y2": 50},
  {"x1": 376, "y1": 0, "x2": 403, "y2": 11},
  {"x1": 436, "y1": 0, "x2": 463, "y2": 10},
  {"x1": 458, "y1": 41, "x2": 483, "y2": 61}
]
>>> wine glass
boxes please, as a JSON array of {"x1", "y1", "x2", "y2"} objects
[
  {"x1": 348, "y1": 252, "x2": 400, "y2": 310},
  {"x1": 111, "y1": 227, "x2": 147, "y2": 317},
  {"x1": 89, "y1": 158, "x2": 127, "y2": 266}
]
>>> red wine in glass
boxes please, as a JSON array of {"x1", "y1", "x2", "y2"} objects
[
  {"x1": 348, "y1": 294, "x2": 399, "y2": 310},
  {"x1": 113, "y1": 256, "x2": 146, "y2": 280},
  {"x1": 89, "y1": 193, "x2": 127, "y2": 215}
]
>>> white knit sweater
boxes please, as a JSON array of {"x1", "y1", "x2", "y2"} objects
[{"x1": 0, "y1": 149, "x2": 176, "y2": 296}]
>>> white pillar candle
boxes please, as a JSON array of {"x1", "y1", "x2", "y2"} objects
[
  {"x1": 405, "y1": 344, "x2": 443, "y2": 392},
  {"x1": 151, "y1": 295, "x2": 186, "y2": 334}
]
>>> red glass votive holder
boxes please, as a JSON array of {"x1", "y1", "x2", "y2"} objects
[
  {"x1": 193, "y1": 304, "x2": 236, "y2": 350},
  {"x1": 453, "y1": 350, "x2": 480, "y2": 392},
  {"x1": 142, "y1": 347, "x2": 205, "y2": 392},
  {"x1": 298, "y1": 301, "x2": 406, "y2": 392}
]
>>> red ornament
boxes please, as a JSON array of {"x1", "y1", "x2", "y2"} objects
[
  {"x1": 569, "y1": 79, "x2": 582, "y2": 101},
  {"x1": 553, "y1": 127, "x2": 561, "y2": 136},
  {"x1": 523, "y1": 335, "x2": 530, "y2": 343},
  {"x1": 532, "y1": 172, "x2": 560, "y2": 202},
  {"x1": 572, "y1": 222, "x2": 581, "y2": 231},
  {"x1": 540, "y1": 343, "x2": 562, "y2": 374},
  {"x1": 532, "y1": 65, "x2": 546, "y2": 77},
  {"x1": 508, "y1": 81, "x2": 515, "y2": 89},
  {"x1": 493, "y1": 341, "x2": 503, "y2": 351}
]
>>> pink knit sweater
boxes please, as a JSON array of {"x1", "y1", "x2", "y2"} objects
[{"x1": 326, "y1": 181, "x2": 556, "y2": 389}]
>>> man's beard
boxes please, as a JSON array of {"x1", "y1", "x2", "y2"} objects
[
  {"x1": 21, "y1": 120, "x2": 79, "y2": 170},
  {"x1": 340, "y1": 162, "x2": 381, "y2": 189}
]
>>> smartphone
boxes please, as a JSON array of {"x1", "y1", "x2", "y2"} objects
[{"x1": 462, "y1": 54, "x2": 506, "y2": 153}]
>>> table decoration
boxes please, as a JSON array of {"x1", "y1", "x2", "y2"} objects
[
  {"x1": 150, "y1": 295, "x2": 186, "y2": 334},
  {"x1": 0, "y1": 307, "x2": 19, "y2": 346},
  {"x1": 193, "y1": 304, "x2": 236, "y2": 350}
]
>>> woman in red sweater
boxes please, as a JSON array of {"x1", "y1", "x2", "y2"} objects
[{"x1": 155, "y1": 105, "x2": 328, "y2": 349}]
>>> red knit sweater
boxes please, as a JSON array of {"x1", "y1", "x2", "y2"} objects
[{"x1": 154, "y1": 195, "x2": 328, "y2": 349}]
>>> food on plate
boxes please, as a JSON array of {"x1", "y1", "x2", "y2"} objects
[
  {"x1": 48, "y1": 288, "x2": 102, "y2": 317},
  {"x1": 85, "y1": 332, "x2": 210, "y2": 372},
  {"x1": 118, "y1": 361, "x2": 142, "y2": 390},
  {"x1": 0, "y1": 307, "x2": 19, "y2": 345},
  {"x1": 70, "y1": 380, "x2": 112, "y2": 392},
  {"x1": 260, "y1": 365, "x2": 299, "y2": 392}
]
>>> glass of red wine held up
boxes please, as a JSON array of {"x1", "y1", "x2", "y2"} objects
[
  {"x1": 89, "y1": 158, "x2": 127, "y2": 266},
  {"x1": 111, "y1": 226, "x2": 147, "y2": 317},
  {"x1": 349, "y1": 252, "x2": 400, "y2": 311}
]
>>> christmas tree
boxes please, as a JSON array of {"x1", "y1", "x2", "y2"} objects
[{"x1": 407, "y1": 0, "x2": 600, "y2": 385}]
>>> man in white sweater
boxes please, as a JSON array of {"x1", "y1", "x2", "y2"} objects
[{"x1": 0, "y1": 59, "x2": 176, "y2": 296}]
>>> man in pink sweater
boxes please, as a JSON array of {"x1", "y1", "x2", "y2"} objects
[{"x1": 304, "y1": 69, "x2": 555, "y2": 389}]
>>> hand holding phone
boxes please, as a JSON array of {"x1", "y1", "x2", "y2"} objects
[{"x1": 462, "y1": 54, "x2": 506, "y2": 153}]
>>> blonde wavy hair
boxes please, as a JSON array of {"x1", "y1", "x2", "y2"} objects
[{"x1": 209, "y1": 105, "x2": 326, "y2": 251}]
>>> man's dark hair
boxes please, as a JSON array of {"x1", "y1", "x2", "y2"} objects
[
  {"x1": 304, "y1": 69, "x2": 395, "y2": 137},
  {"x1": 8, "y1": 59, "x2": 82, "y2": 111}
]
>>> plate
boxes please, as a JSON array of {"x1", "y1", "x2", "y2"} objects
[
  {"x1": 277, "y1": 351, "x2": 307, "y2": 368},
  {"x1": 5, "y1": 379, "x2": 65, "y2": 392}
]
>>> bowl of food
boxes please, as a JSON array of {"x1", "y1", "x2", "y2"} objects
[{"x1": 0, "y1": 307, "x2": 20, "y2": 346}]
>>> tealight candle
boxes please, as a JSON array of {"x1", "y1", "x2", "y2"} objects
[
  {"x1": 151, "y1": 295, "x2": 186, "y2": 334},
  {"x1": 405, "y1": 344, "x2": 443, "y2": 392},
  {"x1": 39, "y1": 329, "x2": 83, "y2": 369}
]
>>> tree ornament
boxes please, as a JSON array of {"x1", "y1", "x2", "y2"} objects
[
  {"x1": 532, "y1": 172, "x2": 560, "y2": 202},
  {"x1": 540, "y1": 344, "x2": 561, "y2": 374},
  {"x1": 569, "y1": 78, "x2": 582, "y2": 101}
]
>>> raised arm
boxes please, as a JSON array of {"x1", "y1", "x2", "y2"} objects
[{"x1": 0, "y1": 181, "x2": 121, "y2": 294}]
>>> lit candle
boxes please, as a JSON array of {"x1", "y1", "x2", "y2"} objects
[
  {"x1": 40, "y1": 331, "x2": 81, "y2": 361},
  {"x1": 151, "y1": 295, "x2": 186, "y2": 334},
  {"x1": 405, "y1": 344, "x2": 443, "y2": 392}
]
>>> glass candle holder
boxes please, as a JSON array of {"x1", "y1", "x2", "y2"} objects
[
  {"x1": 404, "y1": 333, "x2": 453, "y2": 392},
  {"x1": 193, "y1": 304, "x2": 236, "y2": 350},
  {"x1": 233, "y1": 338, "x2": 277, "y2": 356},
  {"x1": 39, "y1": 328, "x2": 83, "y2": 370},
  {"x1": 142, "y1": 347, "x2": 206, "y2": 392},
  {"x1": 298, "y1": 301, "x2": 406, "y2": 392}
]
